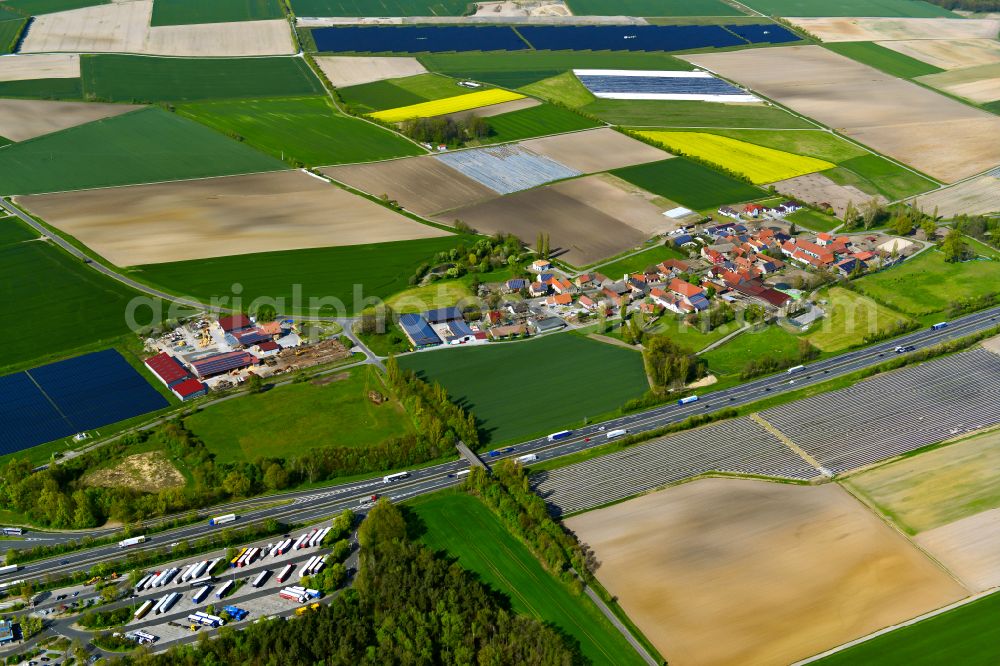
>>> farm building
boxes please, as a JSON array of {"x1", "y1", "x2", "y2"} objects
[
  {"x1": 170, "y1": 377, "x2": 208, "y2": 402},
  {"x1": 218, "y1": 314, "x2": 252, "y2": 333},
  {"x1": 877, "y1": 237, "x2": 916, "y2": 254},
  {"x1": 399, "y1": 313, "x2": 442, "y2": 349},
  {"x1": 255, "y1": 340, "x2": 281, "y2": 358},
  {"x1": 534, "y1": 317, "x2": 567, "y2": 333},
  {"x1": 445, "y1": 319, "x2": 477, "y2": 345},
  {"x1": 424, "y1": 307, "x2": 463, "y2": 324},
  {"x1": 0, "y1": 620, "x2": 12, "y2": 645},
  {"x1": 191, "y1": 351, "x2": 258, "y2": 378},
  {"x1": 144, "y1": 351, "x2": 190, "y2": 389}
]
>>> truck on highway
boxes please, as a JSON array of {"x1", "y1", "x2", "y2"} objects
[
  {"x1": 932, "y1": 321, "x2": 949, "y2": 330},
  {"x1": 678, "y1": 395, "x2": 699, "y2": 405},
  {"x1": 118, "y1": 535, "x2": 146, "y2": 549},
  {"x1": 2, "y1": 527, "x2": 23, "y2": 536},
  {"x1": 516, "y1": 454, "x2": 538, "y2": 464},
  {"x1": 605, "y1": 429, "x2": 627, "y2": 439},
  {"x1": 786, "y1": 365, "x2": 804, "y2": 374},
  {"x1": 383, "y1": 471, "x2": 410, "y2": 484},
  {"x1": 0, "y1": 565, "x2": 18, "y2": 576},
  {"x1": 359, "y1": 494, "x2": 378, "y2": 508},
  {"x1": 209, "y1": 513, "x2": 237, "y2": 526},
  {"x1": 547, "y1": 430, "x2": 572, "y2": 442}
]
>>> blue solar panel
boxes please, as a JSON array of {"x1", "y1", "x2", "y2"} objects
[
  {"x1": 311, "y1": 25, "x2": 527, "y2": 54},
  {"x1": 725, "y1": 23, "x2": 800, "y2": 44},
  {"x1": 399, "y1": 314, "x2": 442, "y2": 348},
  {"x1": 577, "y1": 75, "x2": 745, "y2": 96},
  {"x1": 0, "y1": 349, "x2": 169, "y2": 456},
  {"x1": 518, "y1": 25, "x2": 745, "y2": 52}
]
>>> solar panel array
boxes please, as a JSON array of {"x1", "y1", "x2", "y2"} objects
[
  {"x1": 0, "y1": 349, "x2": 169, "y2": 455},
  {"x1": 576, "y1": 73, "x2": 747, "y2": 97},
  {"x1": 435, "y1": 144, "x2": 580, "y2": 195},
  {"x1": 761, "y1": 348, "x2": 1000, "y2": 474},
  {"x1": 310, "y1": 23, "x2": 800, "y2": 54},
  {"x1": 533, "y1": 417, "x2": 820, "y2": 515}
]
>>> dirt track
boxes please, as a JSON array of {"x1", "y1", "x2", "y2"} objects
[
  {"x1": 15, "y1": 171, "x2": 447, "y2": 266},
  {"x1": 567, "y1": 478, "x2": 966, "y2": 666},
  {"x1": 0, "y1": 99, "x2": 140, "y2": 141},
  {"x1": 314, "y1": 56, "x2": 427, "y2": 88},
  {"x1": 683, "y1": 46, "x2": 1000, "y2": 183}
]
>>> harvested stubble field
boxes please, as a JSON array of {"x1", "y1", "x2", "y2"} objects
[
  {"x1": 324, "y1": 155, "x2": 497, "y2": 217},
  {"x1": 15, "y1": 171, "x2": 447, "y2": 266},
  {"x1": 772, "y1": 172, "x2": 882, "y2": 218},
  {"x1": 567, "y1": 478, "x2": 968, "y2": 666},
  {"x1": 787, "y1": 17, "x2": 1000, "y2": 42},
  {"x1": 20, "y1": 0, "x2": 295, "y2": 56},
  {"x1": 436, "y1": 173, "x2": 671, "y2": 266},
  {"x1": 683, "y1": 45, "x2": 1000, "y2": 183},
  {"x1": 518, "y1": 127, "x2": 669, "y2": 173},
  {"x1": 0, "y1": 54, "x2": 79, "y2": 82},
  {"x1": 877, "y1": 38, "x2": 1000, "y2": 71},
  {"x1": 0, "y1": 107, "x2": 287, "y2": 196},
  {"x1": 917, "y1": 63, "x2": 1000, "y2": 103},
  {"x1": 0, "y1": 98, "x2": 139, "y2": 141},
  {"x1": 314, "y1": 55, "x2": 427, "y2": 88},
  {"x1": 915, "y1": 508, "x2": 1000, "y2": 592},
  {"x1": 913, "y1": 176, "x2": 1000, "y2": 218}
]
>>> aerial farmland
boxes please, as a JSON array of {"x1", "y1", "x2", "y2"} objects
[{"x1": 0, "y1": 0, "x2": 999, "y2": 661}]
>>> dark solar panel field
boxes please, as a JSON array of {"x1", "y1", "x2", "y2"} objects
[
  {"x1": 0, "y1": 349, "x2": 168, "y2": 455},
  {"x1": 310, "y1": 23, "x2": 800, "y2": 54},
  {"x1": 576, "y1": 73, "x2": 745, "y2": 96}
]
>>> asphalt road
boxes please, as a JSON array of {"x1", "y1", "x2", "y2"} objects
[{"x1": 2, "y1": 305, "x2": 997, "y2": 589}]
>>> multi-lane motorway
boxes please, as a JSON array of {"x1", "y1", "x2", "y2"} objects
[{"x1": 4, "y1": 304, "x2": 999, "y2": 589}]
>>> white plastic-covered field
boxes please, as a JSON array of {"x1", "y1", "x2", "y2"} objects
[
  {"x1": 573, "y1": 69, "x2": 759, "y2": 102},
  {"x1": 20, "y1": 0, "x2": 295, "y2": 56},
  {"x1": 435, "y1": 143, "x2": 580, "y2": 195}
]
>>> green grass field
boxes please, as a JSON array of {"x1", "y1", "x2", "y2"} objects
[
  {"x1": 855, "y1": 251, "x2": 1000, "y2": 318},
  {"x1": 594, "y1": 242, "x2": 687, "y2": 277},
  {"x1": 338, "y1": 73, "x2": 470, "y2": 113},
  {"x1": 805, "y1": 287, "x2": 912, "y2": 352},
  {"x1": 177, "y1": 96, "x2": 422, "y2": 166},
  {"x1": 419, "y1": 51, "x2": 693, "y2": 88},
  {"x1": 567, "y1": 0, "x2": 742, "y2": 15},
  {"x1": 81, "y1": 55, "x2": 325, "y2": 103},
  {"x1": 646, "y1": 317, "x2": 735, "y2": 352},
  {"x1": 0, "y1": 17, "x2": 26, "y2": 53},
  {"x1": 291, "y1": 0, "x2": 470, "y2": 16},
  {"x1": 785, "y1": 208, "x2": 841, "y2": 233},
  {"x1": 0, "y1": 78, "x2": 82, "y2": 100},
  {"x1": 701, "y1": 324, "x2": 803, "y2": 378},
  {"x1": 815, "y1": 591, "x2": 1000, "y2": 665},
  {"x1": 481, "y1": 103, "x2": 601, "y2": 144},
  {"x1": 151, "y1": 0, "x2": 285, "y2": 26},
  {"x1": 0, "y1": 216, "x2": 158, "y2": 374},
  {"x1": 739, "y1": 0, "x2": 956, "y2": 17},
  {"x1": 825, "y1": 42, "x2": 944, "y2": 79},
  {"x1": 134, "y1": 235, "x2": 469, "y2": 316},
  {"x1": 591, "y1": 100, "x2": 813, "y2": 128},
  {"x1": 612, "y1": 158, "x2": 763, "y2": 211},
  {"x1": 0, "y1": 0, "x2": 108, "y2": 15},
  {"x1": 519, "y1": 71, "x2": 595, "y2": 107},
  {"x1": 397, "y1": 334, "x2": 648, "y2": 443},
  {"x1": 826, "y1": 154, "x2": 937, "y2": 200},
  {"x1": 409, "y1": 492, "x2": 648, "y2": 666},
  {"x1": 0, "y1": 107, "x2": 285, "y2": 195},
  {"x1": 186, "y1": 366, "x2": 412, "y2": 464}
]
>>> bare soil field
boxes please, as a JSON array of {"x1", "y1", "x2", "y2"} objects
[
  {"x1": 323, "y1": 156, "x2": 497, "y2": 217},
  {"x1": 519, "y1": 127, "x2": 670, "y2": 173},
  {"x1": 472, "y1": 1, "x2": 571, "y2": 17},
  {"x1": 914, "y1": 175, "x2": 1000, "y2": 217},
  {"x1": 0, "y1": 99, "x2": 140, "y2": 141},
  {"x1": 916, "y1": 508, "x2": 1000, "y2": 592},
  {"x1": 844, "y1": 428, "x2": 1000, "y2": 534},
  {"x1": 15, "y1": 170, "x2": 447, "y2": 266},
  {"x1": 440, "y1": 176, "x2": 687, "y2": 266},
  {"x1": 917, "y1": 63, "x2": 1000, "y2": 103},
  {"x1": 84, "y1": 451, "x2": 184, "y2": 494},
  {"x1": 566, "y1": 478, "x2": 966, "y2": 666},
  {"x1": 314, "y1": 56, "x2": 427, "y2": 88},
  {"x1": 0, "y1": 54, "x2": 79, "y2": 82},
  {"x1": 441, "y1": 96, "x2": 540, "y2": 121},
  {"x1": 878, "y1": 39, "x2": 1000, "y2": 71},
  {"x1": 787, "y1": 17, "x2": 1000, "y2": 42},
  {"x1": 20, "y1": 1, "x2": 295, "y2": 56},
  {"x1": 771, "y1": 171, "x2": 882, "y2": 218},
  {"x1": 683, "y1": 45, "x2": 1000, "y2": 183}
]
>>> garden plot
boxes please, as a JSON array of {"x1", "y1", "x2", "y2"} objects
[
  {"x1": 518, "y1": 127, "x2": 670, "y2": 173},
  {"x1": 435, "y1": 143, "x2": 579, "y2": 195},
  {"x1": 683, "y1": 45, "x2": 1000, "y2": 183},
  {"x1": 917, "y1": 63, "x2": 1000, "y2": 103},
  {"x1": 323, "y1": 156, "x2": 497, "y2": 217},
  {"x1": 0, "y1": 53, "x2": 79, "y2": 81},
  {"x1": 20, "y1": 0, "x2": 295, "y2": 56},
  {"x1": 772, "y1": 172, "x2": 883, "y2": 218},
  {"x1": 0, "y1": 99, "x2": 140, "y2": 141},
  {"x1": 566, "y1": 478, "x2": 966, "y2": 666},
  {"x1": 314, "y1": 55, "x2": 427, "y2": 88},
  {"x1": 877, "y1": 39, "x2": 1000, "y2": 71},
  {"x1": 574, "y1": 69, "x2": 758, "y2": 102},
  {"x1": 787, "y1": 17, "x2": 1000, "y2": 42},
  {"x1": 914, "y1": 175, "x2": 1000, "y2": 218},
  {"x1": 435, "y1": 174, "x2": 677, "y2": 266},
  {"x1": 14, "y1": 170, "x2": 447, "y2": 266}
]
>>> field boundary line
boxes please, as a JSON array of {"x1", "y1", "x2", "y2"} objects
[
  {"x1": 748, "y1": 412, "x2": 827, "y2": 477},
  {"x1": 792, "y1": 587, "x2": 998, "y2": 664}
]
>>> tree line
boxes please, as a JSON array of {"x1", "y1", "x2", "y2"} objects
[
  {"x1": 118, "y1": 500, "x2": 582, "y2": 666},
  {"x1": 399, "y1": 115, "x2": 491, "y2": 146}
]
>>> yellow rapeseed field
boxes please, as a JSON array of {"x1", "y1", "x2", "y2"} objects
[
  {"x1": 370, "y1": 89, "x2": 525, "y2": 123},
  {"x1": 635, "y1": 131, "x2": 835, "y2": 184}
]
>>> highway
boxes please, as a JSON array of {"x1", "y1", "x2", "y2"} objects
[{"x1": 2, "y1": 304, "x2": 998, "y2": 590}]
